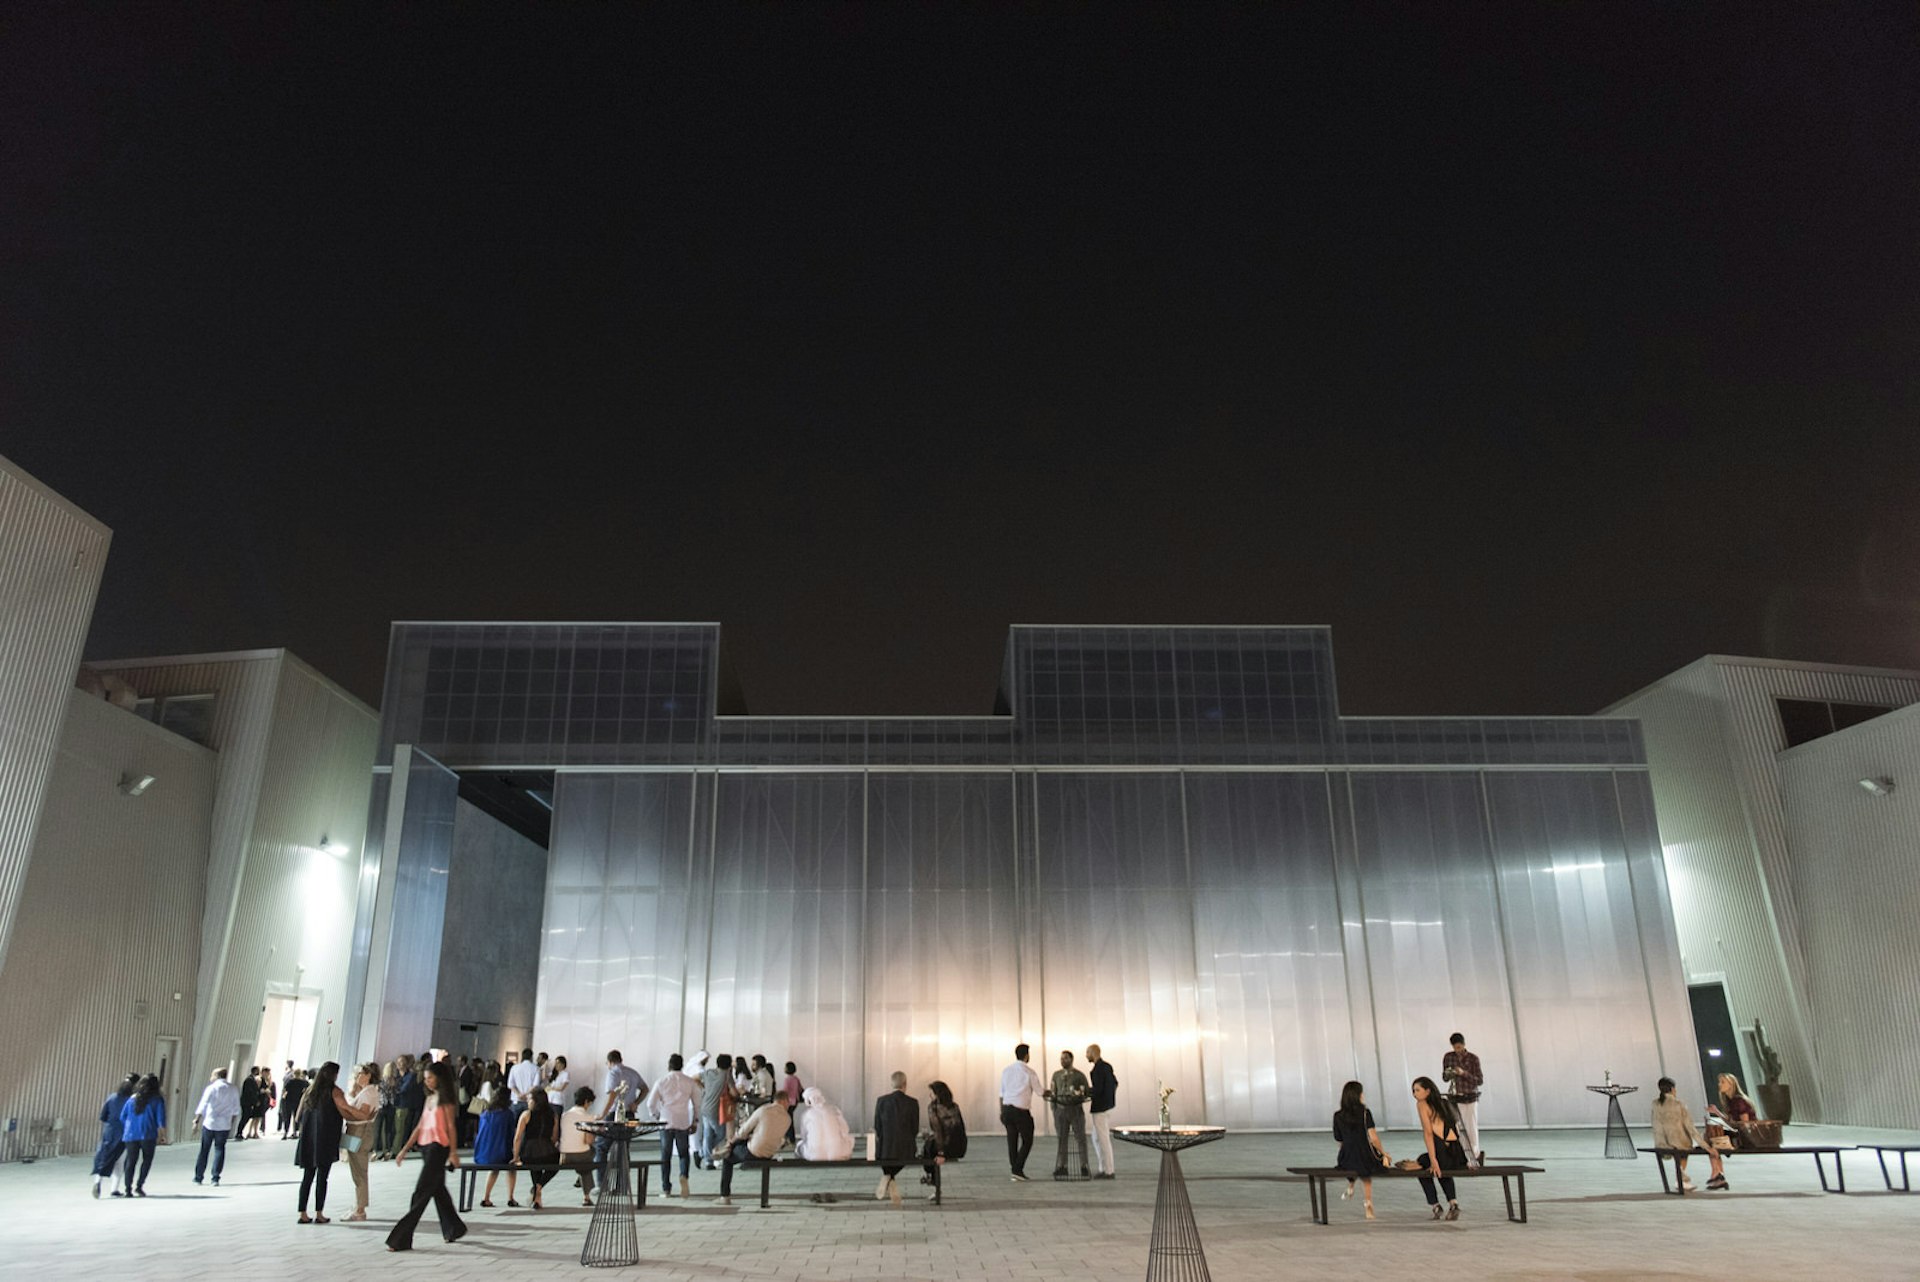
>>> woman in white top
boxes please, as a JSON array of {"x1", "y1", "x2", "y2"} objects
[
  {"x1": 547, "y1": 1056, "x2": 571, "y2": 1103},
  {"x1": 344, "y1": 1062, "x2": 383, "y2": 1220},
  {"x1": 560, "y1": 1086, "x2": 597, "y2": 1207}
]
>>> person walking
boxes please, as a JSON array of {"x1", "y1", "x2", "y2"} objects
[
  {"x1": 1442, "y1": 1032, "x2": 1484, "y2": 1166},
  {"x1": 279, "y1": 1067, "x2": 307, "y2": 1138},
  {"x1": 294, "y1": 1061, "x2": 364, "y2": 1224},
  {"x1": 694, "y1": 1052, "x2": 727, "y2": 1169},
  {"x1": 91, "y1": 1073, "x2": 139, "y2": 1197},
  {"x1": 474, "y1": 1087, "x2": 517, "y2": 1208},
  {"x1": 1333, "y1": 1080, "x2": 1389, "y2": 1219},
  {"x1": 385, "y1": 1061, "x2": 467, "y2": 1251},
  {"x1": 920, "y1": 1080, "x2": 966, "y2": 1196},
  {"x1": 872, "y1": 1071, "x2": 919, "y2": 1207},
  {"x1": 1046, "y1": 1049, "x2": 1092, "y2": 1179},
  {"x1": 191, "y1": 1067, "x2": 241, "y2": 1186},
  {"x1": 1653, "y1": 1076, "x2": 1728, "y2": 1192},
  {"x1": 1085, "y1": 1044, "x2": 1118, "y2": 1178},
  {"x1": 999, "y1": 1043, "x2": 1043, "y2": 1182},
  {"x1": 645, "y1": 1052, "x2": 699, "y2": 1198},
  {"x1": 118, "y1": 1074, "x2": 167, "y2": 1197},
  {"x1": 1410, "y1": 1076, "x2": 1466, "y2": 1221},
  {"x1": 511, "y1": 1087, "x2": 562, "y2": 1210},
  {"x1": 343, "y1": 1062, "x2": 382, "y2": 1220}
]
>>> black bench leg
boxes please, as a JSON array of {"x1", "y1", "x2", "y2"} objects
[
  {"x1": 761, "y1": 1166, "x2": 771, "y2": 1209},
  {"x1": 457, "y1": 1169, "x2": 473, "y2": 1213},
  {"x1": 1517, "y1": 1172, "x2": 1528, "y2": 1223},
  {"x1": 1502, "y1": 1174, "x2": 1515, "y2": 1223},
  {"x1": 1815, "y1": 1152, "x2": 1830, "y2": 1193},
  {"x1": 1652, "y1": 1152, "x2": 1672, "y2": 1195},
  {"x1": 1310, "y1": 1175, "x2": 1327, "y2": 1225},
  {"x1": 1904, "y1": 1152, "x2": 1913, "y2": 1193},
  {"x1": 934, "y1": 1162, "x2": 942, "y2": 1206}
]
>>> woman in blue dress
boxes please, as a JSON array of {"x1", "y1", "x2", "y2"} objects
[
  {"x1": 474, "y1": 1086, "x2": 516, "y2": 1207},
  {"x1": 1333, "y1": 1080, "x2": 1389, "y2": 1220}
]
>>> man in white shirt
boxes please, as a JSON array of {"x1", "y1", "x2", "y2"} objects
[
  {"x1": 507, "y1": 1046, "x2": 542, "y2": 1116},
  {"x1": 999, "y1": 1042, "x2": 1044, "y2": 1181},
  {"x1": 191, "y1": 1067, "x2": 242, "y2": 1186},
  {"x1": 646, "y1": 1052, "x2": 701, "y2": 1198}
]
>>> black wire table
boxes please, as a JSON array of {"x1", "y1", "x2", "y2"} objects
[
  {"x1": 1112, "y1": 1126, "x2": 1226, "y2": 1282},
  {"x1": 1587, "y1": 1084, "x2": 1639, "y2": 1159},
  {"x1": 575, "y1": 1120, "x2": 664, "y2": 1268}
]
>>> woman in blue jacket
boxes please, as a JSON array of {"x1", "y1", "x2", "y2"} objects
[
  {"x1": 119, "y1": 1074, "x2": 168, "y2": 1196},
  {"x1": 92, "y1": 1074, "x2": 139, "y2": 1197}
]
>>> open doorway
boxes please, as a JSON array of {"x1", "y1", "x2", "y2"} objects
[
  {"x1": 154, "y1": 1036, "x2": 183, "y2": 1145},
  {"x1": 255, "y1": 986, "x2": 323, "y2": 1073},
  {"x1": 1688, "y1": 981, "x2": 1746, "y2": 1105}
]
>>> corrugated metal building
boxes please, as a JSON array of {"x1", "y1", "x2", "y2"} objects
[
  {"x1": 0, "y1": 453, "x2": 110, "y2": 974},
  {"x1": 1779, "y1": 702, "x2": 1920, "y2": 1130},
  {"x1": 1604, "y1": 656, "x2": 1920, "y2": 1125}
]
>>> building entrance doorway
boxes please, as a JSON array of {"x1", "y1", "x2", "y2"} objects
[
  {"x1": 255, "y1": 988, "x2": 322, "y2": 1073},
  {"x1": 153, "y1": 1036, "x2": 183, "y2": 1145},
  {"x1": 1688, "y1": 981, "x2": 1743, "y2": 1105}
]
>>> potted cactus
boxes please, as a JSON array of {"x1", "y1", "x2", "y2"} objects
[{"x1": 1752, "y1": 1020, "x2": 1791, "y2": 1124}]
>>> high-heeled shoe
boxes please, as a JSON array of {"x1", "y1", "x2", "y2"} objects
[
  {"x1": 1341, "y1": 1182, "x2": 1354, "y2": 1200},
  {"x1": 1364, "y1": 1199, "x2": 1375, "y2": 1220}
]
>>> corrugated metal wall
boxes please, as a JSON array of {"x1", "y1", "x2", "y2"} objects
[
  {"x1": 0, "y1": 455, "x2": 110, "y2": 974},
  {"x1": 1609, "y1": 657, "x2": 1920, "y2": 1121},
  {"x1": 1780, "y1": 703, "x2": 1920, "y2": 1129},
  {"x1": 0, "y1": 691, "x2": 213, "y2": 1156}
]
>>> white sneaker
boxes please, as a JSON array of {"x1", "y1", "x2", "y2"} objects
[
  {"x1": 92, "y1": 1176, "x2": 102, "y2": 1199},
  {"x1": 1680, "y1": 1177, "x2": 1698, "y2": 1192},
  {"x1": 713, "y1": 1195, "x2": 731, "y2": 1206}
]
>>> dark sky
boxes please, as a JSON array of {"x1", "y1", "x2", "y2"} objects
[{"x1": 5, "y1": 4, "x2": 1918, "y2": 717}]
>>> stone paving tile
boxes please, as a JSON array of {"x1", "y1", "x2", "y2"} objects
[{"x1": 4, "y1": 1125, "x2": 1919, "y2": 1279}]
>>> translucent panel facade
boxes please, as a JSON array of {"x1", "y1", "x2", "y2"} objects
[{"x1": 365, "y1": 622, "x2": 1695, "y2": 1130}]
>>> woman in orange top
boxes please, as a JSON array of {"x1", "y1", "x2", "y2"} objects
[{"x1": 385, "y1": 1061, "x2": 467, "y2": 1252}]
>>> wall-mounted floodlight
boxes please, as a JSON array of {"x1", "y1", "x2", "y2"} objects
[
  {"x1": 118, "y1": 772, "x2": 155, "y2": 797},
  {"x1": 319, "y1": 835, "x2": 352, "y2": 857},
  {"x1": 1858, "y1": 777, "x2": 1896, "y2": 796}
]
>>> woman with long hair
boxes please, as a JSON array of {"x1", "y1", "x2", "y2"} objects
[
  {"x1": 119, "y1": 1074, "x2": 167, "y2": 1197},
  {"x1": 1410, "y1": 1076, "x2": 1465, "y2": 1221},
  {"x1": 1712, "y1": 1073, "x2": 1759, "y2": 1124},
  {"x1": 295, "y1": 1061, "x2": 370, "y2": 1223},
  {"x1": 513, "y1": 1084, "x2": 562, "y2": 1210},
  {"x1": 474, "y1": 1085, "x2": 515, "y2": 1207},
  {"x1": 374, "y1": 1060, "x2": 400, "y2": 1158},
  {"x1": 921, "y1": 1080, "x2": 966, "y2": 1193},
  {"x1": 1333, "y1": 1080, "x2": 1389, "y2": 1219},
  {"x1": 342, "y1": 1062, "x2": 383, "y2": 1220},
  {"x1": 92, "y1": 1073, "x2": 140, "y2": 1197},
  {"x1": 385, "y1": 1061, "x2": 466, "y2": 1251},
  {"x1": 1653, "y1": 1076, "x2": 1727, "y2": 1191}
]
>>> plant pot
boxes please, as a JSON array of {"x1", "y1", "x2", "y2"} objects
[{"x1": 1756, "y1": 1083, "x2": 1792, "y2": 1124}]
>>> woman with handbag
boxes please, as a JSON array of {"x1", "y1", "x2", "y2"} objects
[
  {"x1": 1653, "y1": 1076, "x2": 1727, "y2": 1191},
  {"x1": 1333, "y1": 1081, "x2": 1389, "y2": 1219},
  {"x1": 343, "y1": 1062, "x2": 383, "y2": 1220},
  {"x1": 295, "y1": 1061, "x2": 372, "y2": 1224},
  {"x1": 1409, "y1": 1077, "x2": 1466, "y2": 1221}
]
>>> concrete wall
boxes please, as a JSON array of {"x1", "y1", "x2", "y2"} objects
[
  {"x1": 430, "y1": 798, "x2": 547, "y2": 1062},
  {"x1": 0, "y1": 454, "x2": 110, "y2": 974},
  {"x1": 1780, "y1": 703, "x2": 1920, "y2": 1129},
  {"x1": 0, "y1": 690, "x2": 213, "y2": 1156}
]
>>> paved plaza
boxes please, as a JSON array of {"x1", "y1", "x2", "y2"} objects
[{"x1": 5, "y1": 1123, "x2": 1918, "y2": 1280}]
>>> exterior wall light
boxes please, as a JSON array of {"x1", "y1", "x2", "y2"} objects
[
  {"x1": 1858, "y1": 777, "x2": 1896, "y2": 796},
  {"x1": 320, "y1": 835, "x2": 352, "y2": 856},
  {"x1": 118, "y1": 772, "x2": 155, "y2": 796}
]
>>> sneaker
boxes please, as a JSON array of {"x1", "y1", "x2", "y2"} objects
[
  {"x1": 713, "y1": 1196, "x2": 732, "y2": 1206},
  {"x1": 136, "y1": 1188, "x2": 147, "y2": 1198},
  {"x1": 1052, "y1": 1169, "x2": 1067, "y2": 1180},
  {"x1": 92, "y1": 1177, "x2": 102, "y2": 1199},
  {"x1": 1011, "y1": 1172, "x2": 1029, "y2": 1182},
  {"x1": 212, "y1": 1179, "x2": 219, "y2": 1186},
  {"x1": 193, "y1": 1178, "x2": 203, "y2": 1186},
  {"x1": 1681, "y1": 1178, "x2": 1698, "y2": 1192}
]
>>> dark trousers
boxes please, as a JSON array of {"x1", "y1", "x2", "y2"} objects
[
  {"x1": 194, "y1": 1126, "x2": 230, "y2": 1182},
  {"x1": 1001, "y1": 1104, "x2": 1034, "y2": 1175},
  {"x1": 92, "y1": 1135, "x2": 123, "y2": 1178},
  {"x1": 391, "y1": 1107, "x2": 414, "y2": 1154},
  {"x1": 121, "y1": 1138, "x2": 157, "y2": 1191},
  {"x1": 278, "y1": 1102, "x2": 294, "y2": 1135},
  {"x1": 385, "y1": 1143, "x2": 464, "y2": 1250},
  {"x1": 1418, "y1": 1173, "x2": 1458, "y2": 1204},
  {"x1": 374, "y1": 1105, "x2": 395, "y2": 1153},
  {"x1": 594, "y1": 1132, "x2": 629, "y2": 1194},
  {"x1": 298, "y1": 1162, "x2": 332, "y2": 1214},
  {"x1": 719, "y1": 1140, "x2": 754, "y2": 1196},
  {"x1": 660, "y1": 1127, "x2": 692, "y2": 1189}
]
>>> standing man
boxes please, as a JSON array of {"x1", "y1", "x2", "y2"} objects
[
  {"x1": 1046, "y1": 1049, "x2": 1091, "y2": 1180},
  {"x1": 693, "y1": 1052, "x2": 727, "y2": 1169},
  {"x1": 998, "y1": 1042, "x2": 1043, "y2": 1182},
  {"x1": 596, "y1": 1050, "x2": 647, "y2": 1197},
  {"x1": 279, "y1": 1067, "x2": 307, "y2": 1138},
  {"x1": 507, "y1": 1046, "x2": 541, "y2": 1117},
  {"x1": 646, "y1": 1053, "x2": 699, "y2": 1198},
  {"x1": 191, "y1": 1068, "x2": 241, "y2": 1185},
  {"x1": 1086, "y1": 1044, "x2": 1118, "y2": 1179},
  {"x1": 235, "y1": 1068, "x2": 261, "y2": 1144},
  {"x1": 1443, "y1": 1032, "x2": 1484, "y2": 1167}
]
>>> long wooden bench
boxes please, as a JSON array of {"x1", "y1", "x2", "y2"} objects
[
  {"x1": 455, "y1": 1158, "x2": 647, "y2": 1213},
  {"x1": 734, "y1": 1155, "x2": 944, "y2": 1209},
  {"x1": 1639, "y1": 1145, "x2": 1853, "y2": 1194},
  {"x1": 1856, "y1": 1144, "x2": 1920, "y2": 1193},
  {"x1": 1284, "y1": 1164, "x2": 1544, "y2": 1225}
]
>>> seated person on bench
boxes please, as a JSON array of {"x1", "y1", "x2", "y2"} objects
[
  {"x1": 716, "y1": 1091, "x2": 790, "y2": 1205},
  {"x1": 795, "y1": 1087, "x2": 853, "y2": 1160},
  {"x1": 1653, "y1": 1077, "x2": 1727, "y2": 1192}
]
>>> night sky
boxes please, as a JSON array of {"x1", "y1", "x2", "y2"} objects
[{"x1": 5, "y1": 5, "x2": 1918, "y2": 718}]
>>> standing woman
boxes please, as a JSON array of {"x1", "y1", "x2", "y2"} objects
[
  {"x1": 1332, "y1": 1081, "x2": 1389, "y2": 1219},
  {"x1": 385, "y1": 1061, "x2": 467, "y2": 1251},
  {"x1": 295, "y1": 1062, "x2": 367, "y2": 1224},
  {"x1": 512, "y1": 1086, "x2": 562, "y2": 1210},
  {"x1": 119, "y1": 1074, "x2": 167, "y2": 1197},
  {"x1": 373, "y1": 1061, "x2": 399, "y2": 1159},
  {"x1": 1410, "y1": 1076, "x2": 1466, "y2": 1221},
  {"x1": 343, "y1": 1062, "x2": 383, "y2": 1220},
  {"x1": 236, "y1": 1069, "x2": 261, "y2": 1143},
  {"x1": 92, "y1": 1074, "x2": 139, "y2": 1197}
]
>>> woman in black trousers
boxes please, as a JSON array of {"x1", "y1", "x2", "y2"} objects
[{"x1": 386, "y1": 1062, "x2": 467, "y2": 1252}]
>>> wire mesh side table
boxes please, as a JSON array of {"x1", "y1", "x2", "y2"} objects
[
  {"x1": 1112, "y1": 1126, "x2": 1226, "y2": 1282},
  {"x1": 576, "y1": 1120, "x2": 663, "y2": 1268},
  {"x1": 1586, "y1": 1085, "x2": 1639, "y2": 1159}
]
